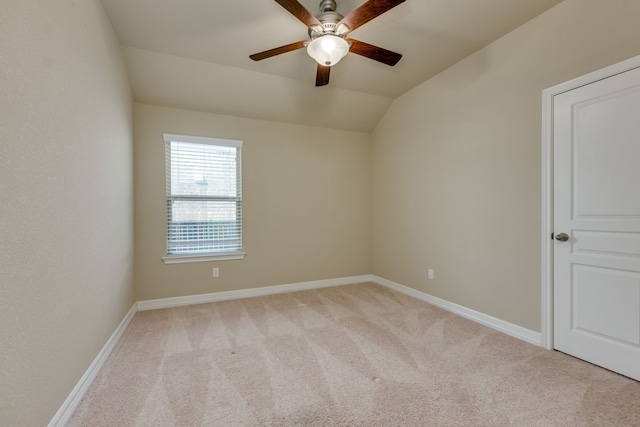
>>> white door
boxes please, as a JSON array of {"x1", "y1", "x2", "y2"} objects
[{"x1": 553, "y1": 66, "x2": 640, "y2": 381}]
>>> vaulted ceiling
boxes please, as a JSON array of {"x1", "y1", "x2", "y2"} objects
[{"x1": 100, "y1": 0, "x2": 563, "y2": 132}]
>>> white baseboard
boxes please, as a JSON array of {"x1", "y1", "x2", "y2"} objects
[
  {"x1": 137, "y1": 275, "x2": 374, "y2": 311},
  {"x1": 137, "y1": 273, "x2": 541, "y2": 345},
  {"x1": 371, "y1": 275, "x2": 542, "y2": 346},
  {"x1": 48, "y1": 303, "x2": 138, "y2": 427}
]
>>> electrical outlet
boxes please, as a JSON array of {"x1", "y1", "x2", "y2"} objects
[
  {"x1": 428, "y1": 269, "x2": 434, "y2": 280},
  {"x1": 213, "y1": 267, "x2": 219, "y2": 278}
]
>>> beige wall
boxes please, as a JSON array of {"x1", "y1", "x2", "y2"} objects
[
  {"x1": 371, "y1": 0, "x2": 640, "y2": 331},
  {"x1": 134, "y1": 104, "x2": 371, "y2": 301},
  {"x1": 0, "y1": 1, "x2": 134, "y2": 425}
]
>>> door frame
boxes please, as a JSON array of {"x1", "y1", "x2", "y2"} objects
[{"x1": 541, "y1": 54, "x2": 640, "y2": 350}]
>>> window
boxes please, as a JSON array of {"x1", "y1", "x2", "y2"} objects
[{"x1": 163, "y1": 133, "x2": 244, "y2": 264}]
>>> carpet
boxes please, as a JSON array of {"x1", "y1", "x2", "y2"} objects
[{"x1": 68, "y1": 282, "x2": 640, "y2": 426}]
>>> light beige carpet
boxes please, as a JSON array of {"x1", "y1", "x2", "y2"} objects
[{"x1": 69, "y1": 283, "x2": 640, "y2": 426}]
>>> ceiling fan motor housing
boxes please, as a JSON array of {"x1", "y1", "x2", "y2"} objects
[{"x1": 309, "y1": 0, "x2": 347, "y2": 37}]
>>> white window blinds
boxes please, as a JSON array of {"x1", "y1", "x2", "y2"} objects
[{"x1": 164, "y1": 134, "x2": 243, "y2": 260}]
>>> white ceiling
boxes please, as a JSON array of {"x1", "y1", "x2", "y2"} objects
[{"x1": 100, "y1": 0, "x2": 563, "y2": 132}]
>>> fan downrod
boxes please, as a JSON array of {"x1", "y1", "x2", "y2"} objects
[{"x1": 319, "y1": 0, "x2": 336, "y2": 12}]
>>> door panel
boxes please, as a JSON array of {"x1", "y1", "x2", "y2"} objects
[
  {"x1": 573, "y1": 86, "x2": 640, "y2": 217},
  {"x1": 573, "y1": 231, "x2": 640, "y2": 257},
  {"x1": 573, "y1": 265, "x2": 640, "y2": 346},
  {"x1": 554, "y1": 66, "x2": 640, "y2": 381}
]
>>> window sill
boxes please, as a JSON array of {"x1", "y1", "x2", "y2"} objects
[{"x1": 162, "y1": 252, "x2": 246, "y2": 264}]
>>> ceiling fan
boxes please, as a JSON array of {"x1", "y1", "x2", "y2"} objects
[{"x1": 250, "y1": 0, "x2": 406, "y2": 86}]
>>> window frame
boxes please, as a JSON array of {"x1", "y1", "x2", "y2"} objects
[{"x1": 162, "y1": 133, "x2": 245, "y2": 264}]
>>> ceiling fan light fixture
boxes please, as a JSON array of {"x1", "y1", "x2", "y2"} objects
[{"x1": 306, "y1": 35, "x2": 349, "y2": 67}]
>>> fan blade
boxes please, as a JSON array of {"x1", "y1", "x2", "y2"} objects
[
  {"x1": 250, "y1": 40, "x2": 309, "y2": 61},
  {"x1": 315, "y1": 64, "x2": 330, "y2": 86},
  {"x1": 347, "y1": 39, "x2": 402, "y2": 66},
  {"x1": 337, "y1": 0, "x2": 405, "y2": 34},
  {"x1": 274, "y1": 0, "x2": 322, "y2": 28}
]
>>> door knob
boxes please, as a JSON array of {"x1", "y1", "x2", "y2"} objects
[{"x1": 555, "y1": 233, "x2": 569, "y2": 242}]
